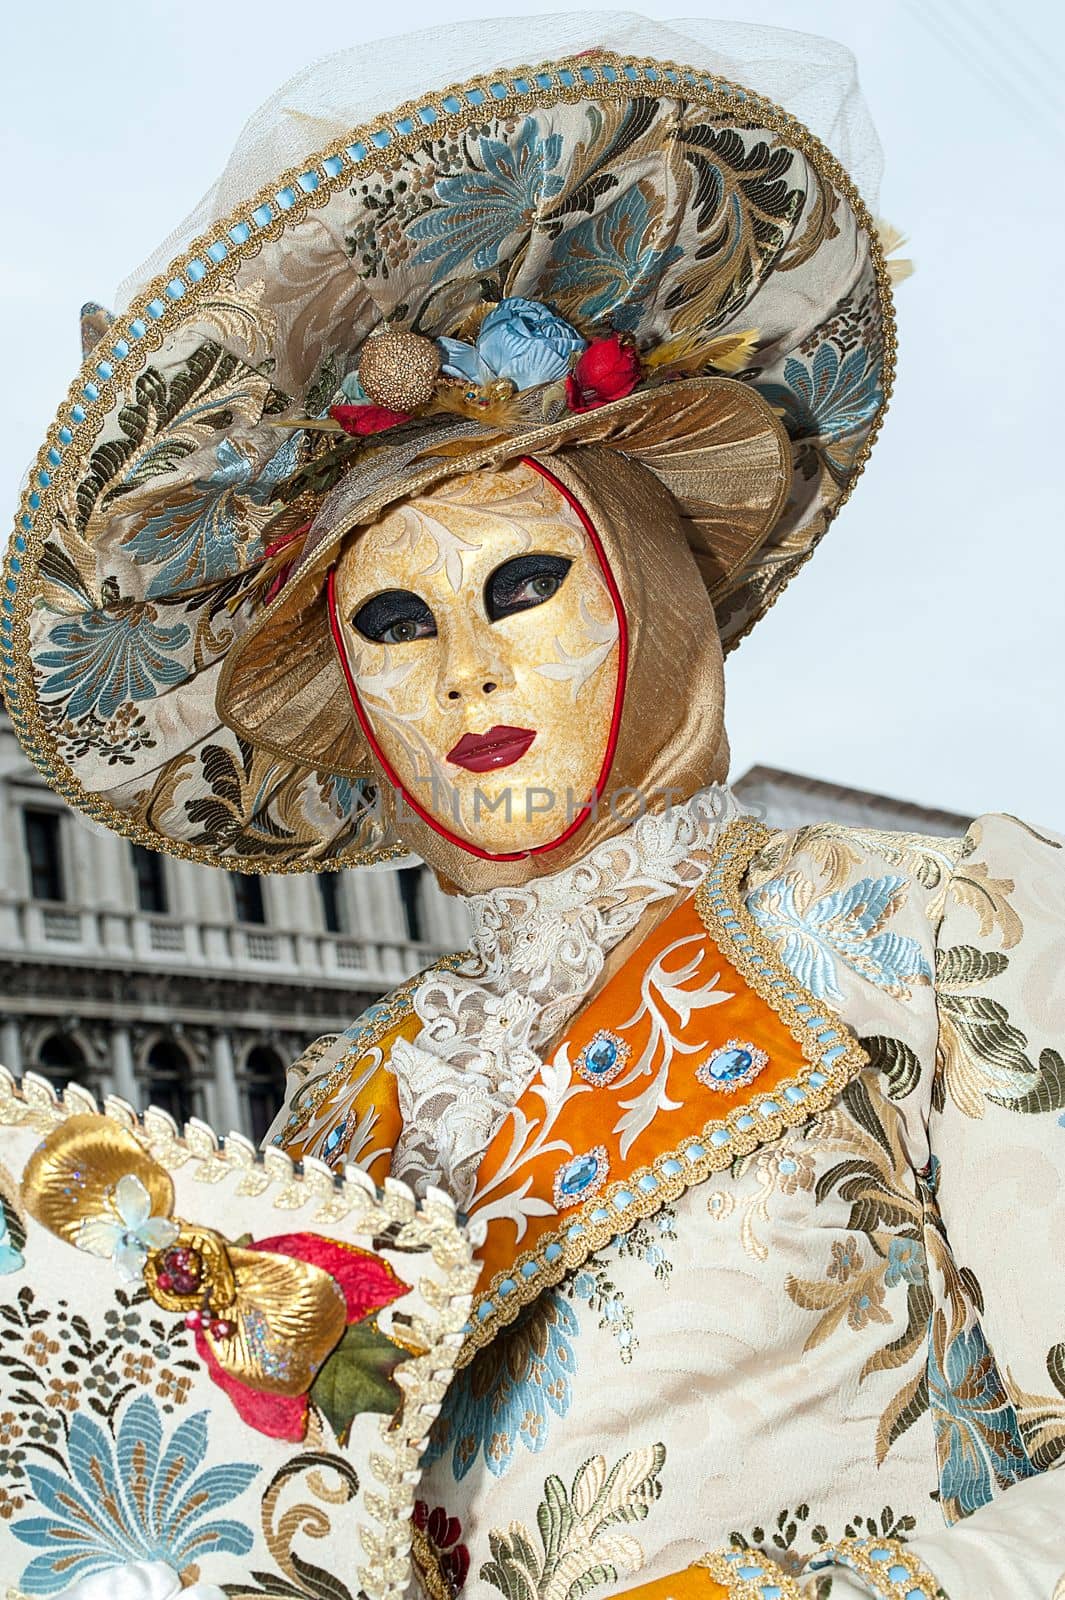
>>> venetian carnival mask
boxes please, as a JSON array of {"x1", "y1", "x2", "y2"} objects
[{"x1": 332, "y1": 460, "x2": 624, "y2": 857}]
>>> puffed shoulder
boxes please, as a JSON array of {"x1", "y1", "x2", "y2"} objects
[{"x1": 264, "y1": 958, "x2": 448, "y2": 1151}]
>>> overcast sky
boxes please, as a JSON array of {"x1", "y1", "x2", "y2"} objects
[{"x1": 2, "y1": 1, "x2": 1063, "y2": 827}]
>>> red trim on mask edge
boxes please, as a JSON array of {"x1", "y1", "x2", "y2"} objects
[{"x1": 326, "y1": 454, "x2": 628, "y2": 863}]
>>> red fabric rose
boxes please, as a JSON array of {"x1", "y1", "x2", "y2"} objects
[
  {"x1": 329, "y1": 403, "x2": 411, "y2": 435},
  {"x1": 565, "y1": 335, "x2": 641, "y2": 412}
]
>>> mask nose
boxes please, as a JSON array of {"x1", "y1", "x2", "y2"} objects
[{"x1": 436, "y1": 616, "x2": 515, "y2": 709}]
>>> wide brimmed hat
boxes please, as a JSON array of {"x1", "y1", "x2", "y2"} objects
[{"x1": 3, "y1": 15, "x2": 895, "y2": 872}]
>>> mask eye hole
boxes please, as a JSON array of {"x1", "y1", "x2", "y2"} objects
[
  {"x1": 484, "y1": 553, "x2": 572, "y2": 622},
  {"x1": 352, "y1": 589, "x2": 437, "y2": 644}
]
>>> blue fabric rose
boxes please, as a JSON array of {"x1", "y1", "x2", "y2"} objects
[{"x1": 438, "y1": 297, "x2": 585, "y2": 391}]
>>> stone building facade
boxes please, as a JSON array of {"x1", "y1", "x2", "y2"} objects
[
  {"x1": 0, "y1": 709, "x2": 470, "y2": 1141},
  {"x1": 0, "y1": 709, "x2": 971, "y2": 1141}
]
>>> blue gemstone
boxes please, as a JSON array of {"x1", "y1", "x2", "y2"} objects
[
  {"x1": 322, "y1": 1118, "x2": 348, "y2": 1159},
  {"x1": 560, "y1": 1153, "x2": 600, "y2": 1196},
  {"x1": 708, "y1": 1047, "x2": 754, "y2": 1082},
  {"x1": 585, "y1": 1038, "x2": 617, "y2": 1075}
]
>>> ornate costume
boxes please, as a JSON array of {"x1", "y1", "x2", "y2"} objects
[{"x1": 3, "y1": 13, "x2": 1061, "y2": 1599}]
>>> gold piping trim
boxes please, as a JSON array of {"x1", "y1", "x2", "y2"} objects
[
  {"x1": 698, "y1": 1551, "x2": 804, "y2": 1599},
  {"x1": 807, "y1": 1536, "x2": 941, "y2": 1599},
  {"x1": 4, "y1": 50, "x2": 895, "y2": 873},
  {"x1": 456, "y1": 816, "x2": 870, "y2": 1365}
]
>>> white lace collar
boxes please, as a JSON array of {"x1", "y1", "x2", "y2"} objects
[{"x1": 389, "y1": 782, "x2": 746, "y2": 1205}]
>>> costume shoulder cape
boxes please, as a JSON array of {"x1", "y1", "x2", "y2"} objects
[{"x1": 279, "y1": 818, "x2": 869, "y2": 1361}]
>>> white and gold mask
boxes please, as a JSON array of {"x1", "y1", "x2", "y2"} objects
[{"x1": 331, "y1": 459, "x2": 623, "y2": 856}]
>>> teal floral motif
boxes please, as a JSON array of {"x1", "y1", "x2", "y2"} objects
[
  {"x1": 885, "y1": 1236, "x2": 925, "y2": 1289},
  {"x1": 566, "y1": 1208, "x2": 678, "y2": 1363},
  {"x1": 543, "y1": 181, "x2": 684, "y2": 331},
  {"x1": 124, "y1": 434, "x2": 301, "y2": 600},
  {"x1": 0, "y1": 1205, "x2": 23, "y2": 1273},
  {"x1": 426, "y1": 1291, "x2": 577, "y2": 1480},
  {"x1": 38, "y1": 603, "x2": 191, "y2": 721},
  {"x1": 12, "y1": 1392, "x2": 258, "y2": 1593},
  {"x1": 746, "y1": 871, "x2": 932, "y2": 1003},
  {"x1": 541, "y1": 180, "x2": 684, "y2": 330},
  {"x1": 408, "y1": 118, "x2": 565, "y2": 280},
  {"x1": 757, "y1": 341, "x2": 884, "y2": 443},
  {"x1": 927, "y1": 1315, "x2": 1035, "y2": 1523}
]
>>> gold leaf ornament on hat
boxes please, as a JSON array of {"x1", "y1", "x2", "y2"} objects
[
  {"x1": 22, "y1": 1115, "x2": 347, "y2": 1396},
  {"x1": 357, "y1": 328, "x2": 443, "y2": 411}
]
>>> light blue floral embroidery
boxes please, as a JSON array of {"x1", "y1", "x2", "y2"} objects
[
  {"x1": 38, "y1": 605, "x2": 192, "y2": 721},
  {"x1": 884, "y1": 1235, "x2": 925, "y2": 1288},
  {"x1": 542, "y1": 183, "x2": 684, "y2": 330},
  {"x1": 756, "y1": 341, "x2": 884, "y2": 442},
  {"x1": 426, "y1": 1291, "x2": 578, "y2": 1480},
  {"x1": 927, "y1": 1321, "x2": 1034, "y2": 1522},
  {"x1": 13, "y1": 1393, "x2": 258, "y2": 1593},
  {"x1": 746, "y1": 872, "x2": 932, "y2": 1003},
  {"x1": 408, "y1": 118, "x2": 565, "y2": 280},
  {"x1": 124, "y1": 434, "x2": 301, "y2": 599}
]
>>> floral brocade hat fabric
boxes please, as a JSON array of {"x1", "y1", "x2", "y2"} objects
[{"x1": 3, "y1": 14, "x2": 896, "y2": 872}]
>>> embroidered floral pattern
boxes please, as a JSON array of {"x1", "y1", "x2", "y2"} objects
[
  {"x1": 479, "y1": 1443, "x2": 666, "y2": 1599},
  {"x1": 11, "y1": 1392, "x2": 258, "y2": 1592},
  {"x1": 746, "y1": 871, "x2": 932, "y2": 1002},
  {"x1": 408, "y1": 118, "x2": 566, "y2": 280},
  {"x1": 427, "y1": 1293, "x2": 578, "y2": 1480},
  {"x1": 123, "y1": 435, "x2": 300, "y2": 599},
  {"x1": 927, "y1": 1313, "x2": 1035, "y2": 1522}
]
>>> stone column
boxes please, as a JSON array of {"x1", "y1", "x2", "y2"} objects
[
  {"x1": 111, "y1": 1025, "x2": 139, "y2": 1107},
  {"x1": 0, "y1": 1018, "x2": 21, "y2": 1075},
  {"x1": 211, "y1": 1031, "x2": 244, "y2": 1137}
]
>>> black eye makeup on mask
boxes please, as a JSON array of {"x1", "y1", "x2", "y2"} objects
[
  {"x1": 484, "y1": 553, "x2": 573, "y2": 622},
  {"x1": 352, "y1": 589, "x2": 437, "y2": 644}
]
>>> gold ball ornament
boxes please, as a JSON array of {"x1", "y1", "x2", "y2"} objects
[{"x1": 356, "y1": 330, "x2": 443, "y2": 411}]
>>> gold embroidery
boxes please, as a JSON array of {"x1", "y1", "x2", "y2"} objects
[
  {"x1": 411, "y1": 1522, "x2": 454, "y2": 1600},
  {"x1": 4, "y1": 50, "x2": 895, "y2": 871}
]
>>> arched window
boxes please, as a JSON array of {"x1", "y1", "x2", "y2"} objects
[
  {"x1": 36, "y1": 1032, "x2": 89, "y2": 1089},
  {"x1": 243, "y1": 1045, "x2": 287, "y2": 1144},
  {"x1": 145, "y1": 1039, "x2": 197, "y2": 1126}
]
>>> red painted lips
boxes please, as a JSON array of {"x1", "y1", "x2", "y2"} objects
[{"x1": 446, "y1": 725, "x2": 537, "y2": 772}]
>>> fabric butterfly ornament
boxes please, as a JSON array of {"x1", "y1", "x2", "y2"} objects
[{"x1": 21, "y1": 1115, "x2": 411, "y2": 1441}]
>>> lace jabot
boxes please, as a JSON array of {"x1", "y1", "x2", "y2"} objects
[{"x1": 389, "y1": 783, "x2": 746, "y2": 1206}]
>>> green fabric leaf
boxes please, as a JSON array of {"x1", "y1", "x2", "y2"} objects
[
  {"x1": 938, "y1": 991, "x2": 1030, "y2": 1075},
  {"x1": 309, "y1": 1318, "x2": 404, "y2": 1443},
  {"x1": 988, "y1": 1049, "x2": 1065, "y2": 1114},
  {"x1": 935, "y1": 943, "x2": 1008, "y2": 989},
  {"x1": 861, "y1": 1035, "x2": 922, "y2": 1101}
]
